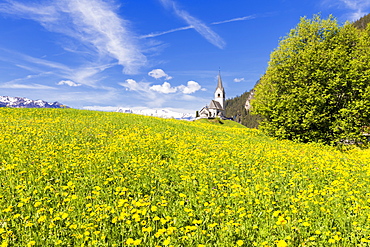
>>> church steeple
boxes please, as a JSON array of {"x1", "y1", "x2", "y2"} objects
[
  {"x1": 214, "y1": 70, "x2": 225, "y2": 110},
  {"x1": 216, "y1": 70, "x2": 225, "y2": 94},
  {"x1": 216, "y1": 71, "x2": 225, "y2": 96},
  {"x1": 198, "y1": 70, "x2": 226, "y2": 118}
]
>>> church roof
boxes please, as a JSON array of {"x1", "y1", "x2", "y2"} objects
[
  {"x1": 215, "y1": 71, "x2": 225, "y2": 94},
  {"x1": 209, "y1": 100, "x2": 223, "y2": 110},
  {"x1": 199, "y1": 106, "x2": 209, "y2": 113}
]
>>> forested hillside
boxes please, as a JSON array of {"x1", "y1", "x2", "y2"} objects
[
  {"x1": 353, "y1": 13, "x2": 370, "y2": 29},
  {"x1": 225, "y1": 89, "x2": 261, "y2": 128}
]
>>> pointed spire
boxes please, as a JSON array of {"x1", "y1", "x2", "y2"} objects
[{"x1": 216, "y1": 70, "x2": 225, "y2": 93}]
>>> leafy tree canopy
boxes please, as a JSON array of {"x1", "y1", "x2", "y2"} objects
[{"x1": 251, "y1": 15, "x2": 370, "y2": 145}]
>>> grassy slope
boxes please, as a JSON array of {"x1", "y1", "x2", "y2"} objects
[
  {"x1": 194, "y1": 118, "x2": 247, "y2": 128},
  {"x1": 1, "y1": 108, "x2": 370, "y2": 246}
]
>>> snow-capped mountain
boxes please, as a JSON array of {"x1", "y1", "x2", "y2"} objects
[
  {"x1": 116, "y1": 108, "x2": 195, "y2": 120},
  {"x1": 0, "y1": 96, "x2": 68, "y2": 108}
]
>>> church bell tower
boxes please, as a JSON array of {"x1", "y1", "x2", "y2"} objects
[{"x1": 214, "y1": 71, "x2": 225, "y2": 110}]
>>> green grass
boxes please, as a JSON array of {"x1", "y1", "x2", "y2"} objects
[{"x1": 195, "y1": 118, "x2": 246, "y2": 128}]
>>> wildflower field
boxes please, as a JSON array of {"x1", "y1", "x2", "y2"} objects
[{"x1": 1, "y1": 108, "x2": 370, "y2": 247}]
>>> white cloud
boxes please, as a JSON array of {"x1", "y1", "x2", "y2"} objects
[
  {"x1": 120, "y1": 78, "x2": 202, "y2": 95},
  {"x1": 148, "y1": 69, "x2": 173, "y2": 80},
  {"x1": 323, "y1": 0, "x2": 370, "y2": 21},
  {"x1": 119, "y1": 79, "x2": 150, "y2": 92},
  {"x1": 149, "y1": 80, "x2": 202, "y2": 94},
  {"x1": 178, "y1": 80, "x2": 202, "y2": 94},
  {"x1": 0, "y1": 0, "x2": 147, "y2": 74},
  {"x1": 150, "y1": 82, "x2": 177, "y2": 94},
  {"x1": 158, "y1": 0, "x2": 225, "y2": 49},
  {"x1": 57, "y1": 80, "x2": 81, "y2": 87},
  {"x1": 233, "y1": 78, "x2": 245, "y2": 82}
]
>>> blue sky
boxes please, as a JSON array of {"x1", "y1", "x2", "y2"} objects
[{"x1": 0, "y1": 0, "x2": 369, "y2": 113}]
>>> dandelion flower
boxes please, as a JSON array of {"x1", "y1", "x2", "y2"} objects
[{"x1": 276, "y1": 240, "x2": 288, "y2": 247}]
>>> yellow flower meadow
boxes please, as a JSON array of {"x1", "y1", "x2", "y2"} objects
[{"x1": 1, "y1": 108, "x2": 370, "y2": 246}]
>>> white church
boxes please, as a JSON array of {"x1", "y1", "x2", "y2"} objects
[{"x1": 199, "y1": 72, "x2": 225, "y2": 118}]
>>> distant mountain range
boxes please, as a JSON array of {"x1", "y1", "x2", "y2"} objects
[{"x1": 0, "y1": 96, "x2": 68, "y2": 108}]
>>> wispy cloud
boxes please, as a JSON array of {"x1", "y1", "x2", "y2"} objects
[
  {"x1": 61, "y1": 0, "x2": 147, "y2": 74},
  {"x1": 0, "y1": 0, "x2": 147, "y2": 75},
  {"x1": 323, "y1": 0, "x2": 370, "y2": 21},
  {"x1": 0, "y1": 71, "x2": 57, "y2": 89},
  {"x1": 119, "y1": 79, "x2": 152, "y2": 93},
  {"x1": 0, "y1": 48, "x2": 111, "y2": 87},
  {"x1": 0, "y1": 83, "x2": 56, "y2": 90},
  {"x1": 21, "y1": 53, "x2": 71, "y2": 72},
  {"x1": 140, "y1": 26, "x2": 193, "y2": 39},
  {"x1": 211, "y1": 15, "x2": 256, "y2": 25},
  {"x1": 158, "y1": 0, "x2": 225, "y2": 49},
  {"x1": 140, "y1": 14, "x2": 256, "y2": 39},
  {"x1": 0, "y1": 1, "x2": 59, "y2": 23},
  {"x1": 119, "y1": 79, "x2": 166, "y2": 107},
  {"x1": 339, "y1": 0, "x2": 370, "y2": 20}
]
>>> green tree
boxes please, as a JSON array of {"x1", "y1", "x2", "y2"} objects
[{"x1": 251, "y1": 15, "x2": 370, "y2": 145}]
